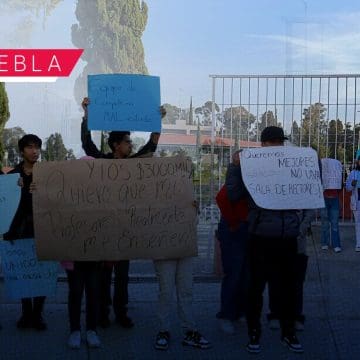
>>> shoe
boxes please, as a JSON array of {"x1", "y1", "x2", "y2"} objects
[
  {"x1": 355, "y1": 246, "x2": 360, "y2": 252},
  {"x1": 154, "y1": 331, "x2": 170, "y2": 350},
  {"x1": 99, "y1": 316, "x2": 111, "y2": 328},
  {"x1": 182, "y1": 330, "x2": 211, "y2": 349},
  {"x1": 116, "y1": 314, "x2": 134, "y2": 328},
  {"x1": 268, "y1": 318, "x2": 280, "y2": 330},
  {"x1": 86, "y1": 330, "x2": 101, "y2": 348},
  {"x1": 68, "y1": 331, "x2": 81, "y2": 349},
  {"x1": 295, "y1": 321, "x2": 304, "y2": 331},
  {"x1": 32, "y1": 315, "x2": 47, "y2": 331},
  {"x1": 321, "y1": 245, "x2": 329, "y2": 250},
  {"x1": 246, "y1": 330, "x2": 261, "y2": 354},
  {"x1": 218, "y1": 319, "x2": 235, "y2": 334},
  {"x1": 282, "y1": 334, "x2": 304, "y2": 353},
  {"x1": 334, "y1": 247, "x2": 342, "y2": 253},
  {"x1": 16, "y1": 315, "x2": 32, "y2": 329}
]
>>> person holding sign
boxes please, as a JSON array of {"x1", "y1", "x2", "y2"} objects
[
  {"x1": 2, "y1": 134, "x2": 48, "y2": 331},
  {"x1": 320, "y1": 158, "x2": 342, "y2": 253},
  {"x1": 345, "y1": 157, "x2": 360, "y2": 252},
  {"x1": 81, "y1": 97, "x2": 166, "y2": 329},
  {"x1": 226, "y1": 126, "x2": 304, "y2": 354}
]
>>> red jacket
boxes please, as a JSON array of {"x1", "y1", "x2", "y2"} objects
[{"x1": 216, "y1": 185, "x2": 248, "y2": 227}]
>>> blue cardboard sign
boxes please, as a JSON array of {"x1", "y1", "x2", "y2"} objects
[
  {"x1": 88, "y1": 74, "x2": 161, "y2": 132},
  {"x1": 0, "y1": 173, "x2": 21, "y2": 234},
  {"x1": 0, "y1": 238, "x2": 58, "y2": 300}
]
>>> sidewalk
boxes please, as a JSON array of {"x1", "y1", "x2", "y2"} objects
[{"x1": 0, "y1": 225, "x2": 359, "y2": 359}]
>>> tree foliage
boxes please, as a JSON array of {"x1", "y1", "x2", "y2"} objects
[
  {"x1": 42, "y1": 133, "x2": 75, "y2": 161},
  {"x1": 0, "y1": 83, "x2": 11, "y2": 167},
  {"x1": 2, "y1": 127, "x2": 25, "y2": 167},
  {"x1": 72, "y1": 0, "x2": 149, "y2": 105}
]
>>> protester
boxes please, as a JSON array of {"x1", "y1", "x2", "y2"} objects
[
  {"x1": 153, "y1": 201, "x2": 210, "y2": 351},
  {"x1": 2, "y1": 134, "x2": 47, "y2": 331},
  {"x1": 215, "y1": 150, "x2": 249, "y2": 335},
  {"x1": 345, "y1": 157, "x2": 360, "y2": 252},
  {"x1": 81, "y1": 97, "x2": 165, "y2": 328},
  {"x1": 226, "y1": 126, "x2": 304, "y2": 354},
  {"x1": 320, "y1": 158, "x2": 342, "y2": 253}
]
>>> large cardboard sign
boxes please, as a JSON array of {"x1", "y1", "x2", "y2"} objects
[
  {"x1": 0, "y1": 238, "x2": 58, "y2": 300},
  {"x1": 0, "y1": 174, "x2": 21, "y2": 234},
  {"x1": 321, "y1": 158, "x2": 343, "y2": 190},
  {"x1": 240, "y1": 146, "x2": 324, "y2": 210},
  {"x1": 87, "y1": 74, "x2": 161, "y2": 132},
  {"x1": 33, "y1": 156, "x2": 197, "y2": 260}
]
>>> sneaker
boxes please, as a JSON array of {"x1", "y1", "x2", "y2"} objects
[
  {"x1": 355, "y1": 246, "x2": 360, "y2": 252},
  {"x1": 295, "y1": 321, "x2": 305, "y2": 331},
  {"x1": 155, "y1": 331, "x2": 170, "y2": 350},
  {"x1": 321, "y1": 245, "x2": 329, "y2": 250},
  {"x1": 86, "y1": 330, "x2": 101, "y2": 348},
  {"x1": 334, "y1": 247, "x2": 342, "y2": 253},
  {"x1": 32, "y1": 315, "x2": 47, "y2": 331},
  {"x1": 116, "y1": 314, "x2": 134, "y2": 329},
  {"x1": 282, "y1": 334, "x2": 304, "y2": 353},
  {"x1": 182, "y1": 330, "x2": 211, "y2": 349},
  {"x1": 218, "y1": 319, "x2": 235, "y2": 334},
  {"x1": 246, "y1": 330, "x2": 261, "y2": 354},
  {"x1": 16, "y1": 315, "x2": 32, "y2": 329},
  {"x1": 268, "y1": 318, "x2": 280, "y2": 330},
  {"x1": 68, "y1": 331, "x2": 81, "y2": 349}
]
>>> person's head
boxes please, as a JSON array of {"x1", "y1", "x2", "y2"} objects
[
  {"x1": 108, "y1": 131, "x2": 132, "y2": 158},
  {"x1": 232, "y1": 149, "x2": 242, "y2": 166},
  {"x1": 18, "y1": 134, "x2": 42, "y2": 164},
  {"x1": 260, "y1": 126, "x2": 288, "y2": 147}
]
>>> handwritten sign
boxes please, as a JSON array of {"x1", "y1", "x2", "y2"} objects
[
  {"x1": 32, "y1": 156, "x2": 197, "y2": 261},
  {"x1": 321, "y1": 158, "x2": 342, "y2": 190},
  {"x1": 0, "y1": 238, "x2": 58, "y2": 300},
  {"x1": 0, "y1": 173, "x2": 21, "y2": 234},
  {"x1": 240, "y1": 146, "x2": 324, "y2": 210},
  {"x1": 87, "y1": 74, "x2": 161, "y2": 132}
]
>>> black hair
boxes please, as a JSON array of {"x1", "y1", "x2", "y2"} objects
[
  {"x1": 18, "y1": 134, "x2": 42, "y2": 152},
  {"x1": 108, "y1": 131, "x2": 130, "y2": 152}
]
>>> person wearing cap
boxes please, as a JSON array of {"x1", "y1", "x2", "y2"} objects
[
  {"x1": 226, "y1": 126, "x2": 304, "y2": 354},
  {"x1": 80, "y1": 97, "x2": 165, "y2": 330}
]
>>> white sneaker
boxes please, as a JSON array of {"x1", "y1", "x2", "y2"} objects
[
  {"x1": 86, "y1": 330, "x2": 101, "y2": 348},
  {"x1": 355, "y1": 247, "x2": 360, "y2": 252},
  {"x1": 68, "y1": 331, "x2": 81, "y2": 349},
  {"x1": 334, "y1": 247, "x2": 342, "y2": 253},
  {"x1": 218, "y1": 319, "x2": 235, "y2": 334},
  {"x1": 321, "y1": 245, "x2": 329, "y2": 250}
]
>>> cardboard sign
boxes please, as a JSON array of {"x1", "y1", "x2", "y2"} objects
[
  {"x1": 321, "y1": 158, "x2": 343, "y2": 190},
  {"x1": 0, "y1": 173, "x2": 21, "y2": 234},
  {"x1": 0, "y1": 238, "x2": 58, "y2": 300},
  {"x1": 240, "y1": 146, "x2": 324, "y2": 210},
  {"x1": 33, "y1": 156, "x2": 197, "y2": 261},
  {"x1": 87, "y1": 74, "x2": 161, "y2": 132}
]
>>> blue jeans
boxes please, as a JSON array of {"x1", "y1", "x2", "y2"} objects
[
  {"x1": 320, "y1": 197, "x2": 341, "y2": 248},
  {"x1": 216, "y1": 218, "x2": 249, "y2": 321}
]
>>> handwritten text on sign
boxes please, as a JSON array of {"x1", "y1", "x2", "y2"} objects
[
  {"x1": 240, "y1": 146, "x2": 324, "y2": 210},
  {"x1": 32, "y1": 156, "x2": 197, "y2": 260},
  {"x1": 0, "y1": 174, "x2": 21, "y2": 234},
  {"x1": 0, "y1": 238, "x2": 58, "y2": 300},
  {"x1": 87, "y1": 74, "x2": 161, "y2": 132}
]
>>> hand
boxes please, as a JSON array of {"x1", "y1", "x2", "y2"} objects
[
  {"x1": 29, "y1": 182, "x2": 37, "y2": 193},
  {"x1": 17, "y1": 177, "x2": 24, "y2": 188},
  {"x1": 352, "y1": 179, "x2": 357, "y2": 187},
  {"x1": 160, "y1": 105, "x2": 166, "y2": 118},
  {"x1": 82, "y1": 97, "x2": 90, "y2": 117},
  {"x1": 150, "y1": 132, "x2": 160, "y2": 144}
]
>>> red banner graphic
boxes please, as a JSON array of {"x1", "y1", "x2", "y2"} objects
[{"x1": 0, "y1": 49, "x2": 83, "y2": 77}]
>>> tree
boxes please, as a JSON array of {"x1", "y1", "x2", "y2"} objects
[
  {"x1": 256, "y1": 110, "x2": 281, "y2": 135},
  {"x1": 195, "y1": 101, "x2": 220, "y2": 126},
  {"x1": 132, "y1": 136, "x2": 145, "y2": 152},
  {"x1": 0, "y1": 83, "x2": 10, "y2": 167},
  {"x1": 162, "y1": 103, "x2": 181, "y2": 125},
  {"x1": 2, "y1": 127, "x2": 25, "y2": 167},
  {"x1": 42, "y1": 133, "x2": 74, "y2": 161},
  {"x1": 72, "y1": 0, "x2": 149, "y2": 105}
]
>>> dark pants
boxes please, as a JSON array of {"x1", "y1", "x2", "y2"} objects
[
  {"x1": 66, "y1": 262, "x2": 100, "y2": 332},
  {"x1": 246, "y1": 235, "x2": 297, "y2": 337},
  {"x1": 100, "y1": 260, "x2": 129, "y2": 320},
  {"x1": 217, "y1": 219, "x2": 249, "y2": 320},
  {"x1": 268, "y1": 253, "x2": 308, "y2": 323},
  {"x1": 21, "y1": 297, "x2": 46, "y2": 317}
]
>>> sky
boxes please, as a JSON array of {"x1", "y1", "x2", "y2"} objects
[{"x1": 1, "y1": 0, "x2": 360, "y2": 153}]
